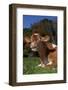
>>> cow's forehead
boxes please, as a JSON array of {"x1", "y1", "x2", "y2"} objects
[{"x1": 33, "y1": 33, "x2": 39, "y2": 35}]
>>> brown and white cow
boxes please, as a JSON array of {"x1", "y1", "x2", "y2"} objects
[{"x1": 30, "y1": 33, "x2": 57, "y2": 67}]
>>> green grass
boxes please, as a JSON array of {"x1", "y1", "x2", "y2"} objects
[{"x1": 23, "y1": 57, "x2": 57, "y2": 75}]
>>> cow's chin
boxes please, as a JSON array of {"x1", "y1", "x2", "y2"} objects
[{"x1": 31, "y1": 48, "x2": 37, "y2": 51}]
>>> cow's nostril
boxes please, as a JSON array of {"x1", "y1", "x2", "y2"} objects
[{"x1": 29, "y1": 42, "x2": 31, "y2": 44}]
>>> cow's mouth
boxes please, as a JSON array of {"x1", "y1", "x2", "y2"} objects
[
  {"x1": 30, "y1": 42, "x2": 37, "y2": 50},
  {"x1": 30, "y1": 45, "x2": 38, "y2": 52},
  {"x1": 31, "y1": 48, "x2": 37, "y2": 51}
]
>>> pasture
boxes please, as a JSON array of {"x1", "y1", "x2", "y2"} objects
[{"x1": 23, "y1": 57, "x2": 57, "y2": 74}]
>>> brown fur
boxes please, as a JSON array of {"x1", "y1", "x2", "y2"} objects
[{"x1": 25, "y1": 33, "x2": 57, "y2": 67}]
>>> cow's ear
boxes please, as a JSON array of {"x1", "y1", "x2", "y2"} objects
[
  {"x1": 25, "y1": 37, "x2": 31, "y2": 43},
  {"x1": 46, "y1": 42, "x2": 56, "y2": 50}
]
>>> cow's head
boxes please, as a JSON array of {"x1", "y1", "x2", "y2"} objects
[
  {"x1": 30, "y1": 33, "x2": 41, "y2": 51},
  {"x1": 30, "y1": 33, "x2": 50, "y2": 51}
]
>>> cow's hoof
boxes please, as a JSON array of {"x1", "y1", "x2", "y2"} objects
[
  {"x1": 37, "y1": 64, "x2": 42, "y2": 67},
  {"x1": 37, "y1": 64, "x2": 45, "y2": 68},
  {"x1": 46, "y1": 61, "x2": 52, "y2": 66},
  {"x1": 41, "y1": 64, "x2": 46, "y2": 68}
]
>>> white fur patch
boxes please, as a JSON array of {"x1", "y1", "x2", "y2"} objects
[
  {"x1": 32, "y1": 48, "x2": 37, "y2": 51},
  {"x1": 52, "y1": 44, "x2": 57, "y2": 48},
  {"x1": 47, "y1": 61, "x2": 53, "y2": 65},
  {"x1": 33, "y1": 33, "x2": 39, "y2": 35}
]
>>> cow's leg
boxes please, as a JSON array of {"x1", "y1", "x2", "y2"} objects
[
  {"x1": 37, "y1": 41, "x2": 49, "y2": 67},
  {"x1": 47, "y1": 49, "x2": 57, "y2": 67},
  {"x1": 37, "y1": 57, "x2": 49, "y2": 67},
  {"x1": 37, "y1": 60, "x2": 46, "y2": 67}
]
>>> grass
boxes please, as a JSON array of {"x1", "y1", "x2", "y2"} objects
[{"x1": 23, "y1": 57, "x2": 57, "y2": 75}]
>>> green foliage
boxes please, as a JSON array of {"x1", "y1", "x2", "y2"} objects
[
  {"x1": 23, "y1": 57, "x2": 57, "y2": 74},
  {"x1": 23, "y1": 48, "x2": 31, "y2": 57},
  {"x1": 23, "y1": 49, "x2": 28, "y2": 56},
  {"x1": 23, "y1": 28, "x2": 32, "y2": 37},
  {"x1": 23, "y1": 18, "x2": 57, "y2": 44}
]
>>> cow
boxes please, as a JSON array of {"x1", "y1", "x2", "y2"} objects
[{"x1": 30, "y1": 33, "x2": 57, "y2": 68}]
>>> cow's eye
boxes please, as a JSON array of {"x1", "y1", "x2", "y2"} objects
[{"x1": 29, "y1": 42, "x2": 31, "y2": 44}]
